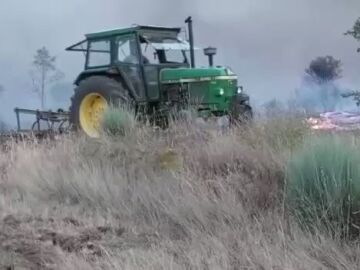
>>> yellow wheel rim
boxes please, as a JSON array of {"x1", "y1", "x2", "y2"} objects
[{"x1": 79, "y1": 93, "x2": 108, "y2": 138}]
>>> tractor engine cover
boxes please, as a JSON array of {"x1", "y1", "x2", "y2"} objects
[{"x1": 160, "y1": 66, "x2": 238, "y2": 114}]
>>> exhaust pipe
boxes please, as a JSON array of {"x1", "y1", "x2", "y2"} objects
[{"x1": 185, "y1": 16, "x2": 195, "y2": 68}]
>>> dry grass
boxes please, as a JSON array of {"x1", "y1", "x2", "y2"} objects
[{"x1": 0, "y1": 117, "x2": 359, "y2": 269}]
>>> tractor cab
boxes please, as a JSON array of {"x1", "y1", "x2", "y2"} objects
[{"x1": 66, "y1": 26, "x2": 193, "y2": 101}]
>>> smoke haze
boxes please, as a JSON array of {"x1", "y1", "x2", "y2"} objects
[{"x1": 0, "y1": 0, "x2": 359, "y2": 125}]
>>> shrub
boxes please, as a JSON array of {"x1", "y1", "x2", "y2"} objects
[
  {"x1": 101, "y1": 105, "x2": 136, "y2": 136},
  {"x1": 239, "y1": 116, "x2": 310, "y2": 152},
  {"x1": 286, "y1": 135, "x2": 360, "y2": 238}
]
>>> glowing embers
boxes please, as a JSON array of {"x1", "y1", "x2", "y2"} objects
[{"x1": 307, "y1": 111, "x2": 360, "y2": 131}]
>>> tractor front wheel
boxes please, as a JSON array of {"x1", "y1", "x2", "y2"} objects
[
  {"x1": 229, "y1": 98, "x2": 253, "y2": 126},
  {"x1": 69, "y1": 76, "x2": 132, "y2": 138}
]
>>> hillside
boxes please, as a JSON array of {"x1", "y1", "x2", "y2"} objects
[{"x1": 0, "y1": 116, "x2": 359, "y2": 269}]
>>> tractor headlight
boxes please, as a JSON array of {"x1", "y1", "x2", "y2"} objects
[
  {"x1": 219, "y1": 88, "x2": 225, "y2": 96},
  {"x1": 237, "y1": 86, "x2": 243, "y2": 94}
]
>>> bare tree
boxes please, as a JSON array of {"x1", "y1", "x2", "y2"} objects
[
  {"x1": 345, "y1": 17, "x2": 360, "y2": 52},
  {"x1": 30, "y1": 47, "x2": 63, "y2": 109}
]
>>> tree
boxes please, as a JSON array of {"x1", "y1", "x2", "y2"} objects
[
  {"x1": 305, "y1": 56, "x2": 342, "y2": 84},
  {"x1": 300, "y1": 56, "x2": 342, "y2": 111},
  {"x1": 345, "y1": 17, "x2": 360, "y2": 52},
  {"x1": 30, "y1": 47, "x2": 64, "y2": 109},
  {"x1": 341, "y1": 90, "x2": 360, "y2": 106}
]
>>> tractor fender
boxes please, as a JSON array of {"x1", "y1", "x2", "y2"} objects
[
  {"x1": 74, "y1": 67, "x2": 139, "y2": 101},
  {"x1": 236, "y1": 93, "x2": 250, "y2": 104}
]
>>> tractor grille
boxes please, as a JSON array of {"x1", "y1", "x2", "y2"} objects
[{"x1": 163, "y1": 84, "x2": 189, "y2": 103}]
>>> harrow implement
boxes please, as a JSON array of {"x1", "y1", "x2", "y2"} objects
[{"x1": 14, "y1": 107, "x2": 71, "y2": 134}]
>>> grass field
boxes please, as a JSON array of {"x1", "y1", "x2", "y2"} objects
[{"x1": 0, "y1": 114, "x2": 360, "y2": 269}]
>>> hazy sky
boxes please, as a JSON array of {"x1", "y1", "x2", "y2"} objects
[{"x1": 0, "y1": 0, "x2": 359, "y2": 124}]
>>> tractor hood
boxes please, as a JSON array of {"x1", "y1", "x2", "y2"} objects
[{"x1": 160, "y1": 66, "x2": 237, "y2": 84}]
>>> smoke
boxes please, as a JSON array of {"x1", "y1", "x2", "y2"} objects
[
  {"x1": 0, "y1": 0, "x2": 359, "y2": 126},
  {"x1": 294, "y1": 80, "x2": 337, "y2": 112}
]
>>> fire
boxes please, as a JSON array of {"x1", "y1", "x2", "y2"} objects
[
  {"x1": 306, "y1": 111, "x2": 360, "y2": 131},
  {"x1": 306, "y1": 117, "x2": 337, "y2": 130}
]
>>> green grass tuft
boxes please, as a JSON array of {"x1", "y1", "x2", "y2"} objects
[
  {"x1": 286, "y1": 135, "x2": 360, "y2": 238},
  {"x1": 101, "y1": 105, "x2": 136, "y2": 136}
]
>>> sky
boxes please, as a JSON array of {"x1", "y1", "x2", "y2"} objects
[{"x1": 0, "y1": 0, "x2": 359, "y2": 125}]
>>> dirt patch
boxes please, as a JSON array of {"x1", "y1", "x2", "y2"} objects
[
  {"x1": 0, "y1": 214, "x2": 127, "y2": 269},
  {"x1": 38, "y1": 228, "x2": 103, "y2": 255}
]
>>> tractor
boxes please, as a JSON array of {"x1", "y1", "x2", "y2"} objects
[{"x1": 66, "y1": 17, "x2": 252, "y2": 138}]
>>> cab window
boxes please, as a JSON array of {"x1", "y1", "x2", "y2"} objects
[
  {"x1": 87, "y1": 40, "x2": 111, "y2": 67},
  {"x1": 141, "y1": 42, "x2": 160, "y2": 64},
  {"x1": 117, "y1": 35, "x2": 140, "y2": 64}
]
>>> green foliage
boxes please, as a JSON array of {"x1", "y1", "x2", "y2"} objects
[
  {"x1": 286, "y1": 136, "x2": 360, "y2": 238},
  {"x1": 345, "y1": 17, "x2": 360, "y2": 52},
  {"x1": 341, "y1": 90, "x2": 360, "y2": 107},
  {"x1": 305, "y1": 56, "x2": 342, "y2": 84},
  {"x1": 300, "y1": 56, "x2": 342, "y2": 111},
  {"x1": 101, "y1": 106, "x2": 136, "y2": 136}
]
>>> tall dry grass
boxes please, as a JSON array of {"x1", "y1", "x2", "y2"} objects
[{"x1": 0, "y1": 114, "x2": 359, "y2": 269}]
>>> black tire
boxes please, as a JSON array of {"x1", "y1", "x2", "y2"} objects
[
  {"x1": 69, "y1": 76, "x2": 132, "y2": 133},
  {"x1": 229, "y1": 99, "x2": 253, "y2": 126}
]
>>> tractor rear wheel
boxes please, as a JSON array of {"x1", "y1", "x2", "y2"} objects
[{"x1": 69, "y1": 76, "x2": 132, "y2": 138}]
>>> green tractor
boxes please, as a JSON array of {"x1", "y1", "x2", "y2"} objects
[{"x1": 66, "y1": 17, "x2": 252, "y2": 137}]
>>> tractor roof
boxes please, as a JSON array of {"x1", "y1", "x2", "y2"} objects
[{"x1": 85, "y1": 25, "x2": 181, "y2": 40}]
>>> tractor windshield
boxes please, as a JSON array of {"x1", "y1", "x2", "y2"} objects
[{"x1": 139, "y1": 34, "x2": 189, "y2": 65}]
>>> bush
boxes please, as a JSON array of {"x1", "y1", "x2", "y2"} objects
[
  {"x1": 239, "y1": 116, "x2": 310, "y2": 152},
  {"x1": 101, "y1": 105, "x2": 136, "y2": 136},
  {"x1": 286, "y1": 135, "x2": 360, "y2": 238}
]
